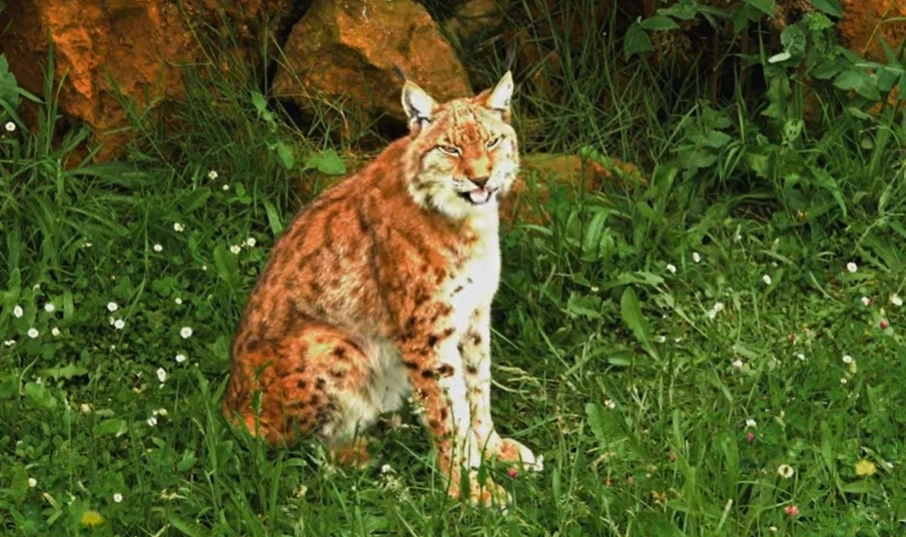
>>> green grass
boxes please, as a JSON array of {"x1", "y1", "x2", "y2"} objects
[{"x1": 2, "y1": 3, "x2": 906, "y2": 535}]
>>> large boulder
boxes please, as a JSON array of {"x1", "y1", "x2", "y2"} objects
[
  {"x1": 0, "y1": 0, "x2": 294, "y2": 159},
  {"x1": 272, "y1": 0, "x2": 471, "y2": 136},
  {"x1": 838, "y1": 0, "x2": 906, "y2": 62}
]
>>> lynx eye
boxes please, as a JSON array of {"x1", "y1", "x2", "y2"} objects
[
  {"x1": 485, "y1": 136, "x2": 502, "y2": 150},
  {"x1": 437, "y1": 144, "x2": 461, "y2": 157}
]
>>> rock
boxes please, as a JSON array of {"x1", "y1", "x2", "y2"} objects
[
  {"x1": 838, "y1": 0, "x2": 906, "y2": 62},
  {"x1": 272, "y1": 0, "x2": 471, "y2": 137},
  {"x1": 0, "y1": 0, "x2": 295, "y2": 159},
  {"x1": 500, "y1": 153, "x2": 645, "y2": 226},
  {"x1": 446, "y1": 0, "x2": 508, "y2": 46}
]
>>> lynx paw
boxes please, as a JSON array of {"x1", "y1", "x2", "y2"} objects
[
  {"x1": 495, "y1": 438, "x2": 543, "y2": 472},
  {"x1": 447, "y1": 471, "x2": 510, "y2": 509},
  {"x1": 327, "y1": 437, "x2": 370, "y2": 469}
]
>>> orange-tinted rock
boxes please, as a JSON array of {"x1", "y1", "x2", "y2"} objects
[
  {"x1": 446, "y1": 0, "x2": 508, "y2": 45},
  {"x1": 0, "y1": 0, "x2": 293, "y2": 159},
  {"x1": 272, "y1": 0, "x2": 471, "y2": 136},
  {"x1": 500, "y1": 153, "x2": 645, "y2": 225},
  {"x1": 839, "y1": 0, "x2": 906, "y2": 61}
]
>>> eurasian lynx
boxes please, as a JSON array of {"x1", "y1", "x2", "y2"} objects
[{"x1": 222, "y1": 72, "x2": 541, "y2": 506}]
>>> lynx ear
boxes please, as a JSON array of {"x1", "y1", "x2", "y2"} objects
[
  {"x1": 401, "y1": 81, "x2": 436, "y2": 132},
  {"x1": 477, "y1": 71, "x2": 514, "y2": 120}
]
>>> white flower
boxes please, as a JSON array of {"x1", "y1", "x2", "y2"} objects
[
  {"x1": 152, "y1": 243, "x2": 163, "y2": 252},
  {"x1": 222, "y1": 184, "x2": 230, "y2": 191},
  {"x1": 666, "y1": 263, "x2": 677, "y2": 274},
  {"x1": 175, "y1": 353, "x2": 187, "y2": 364},
  {"x1": 180, "y1": 326, "x2": 193, "y2": 339},
  {"x1": 692, "y1": 252, "x2": 702, "y2": 263},
  {"x1": 4, "y1": 121, "x2": 15, "y2": 132},
  {"x1": 795, "y1": 352, "x2": 806, "y2": 361},
  {"x1": 80, "y1": 403, "x2": 92, "y2": 414},
  {"x1": 846, "y1": 262, "x2": 858, "y2": 273},
  {"x1": 861, "y1": 296, "x2": 872, "y2": 306},
  {"x1": 654, "y1": 335, "x2": 667, "y2": 343},
  {"x1": 51, "y1": 327, "x2": 61, "y2": 337},
  {"x1": 745, "y1": 419, "x2": 757, "y2": 428},
  {"x1": 83, "y1": 241, "x2": 93, "y2": 248},
  {"x1": 28, "y1": 477, "x2": 37, "y2": 488},
  {"x1": 113, "y1": 493, "x2": 123, "y2": 503},
  {"x1": 3, "y1": 339, "x2": 15, "y2": 346},
  {"x1": 156, "y1": 367, "x2": 168, "y2": 383},
  {"x1": 107, "y1": 301, "x2": 119, "y2": 312},
  {"x1": 842, "y1": 354, "x2": 853, "y2": 364},
  {"x1": 246, "y1": 237, "x2": 257, "y2": 248},
  {"x1": 173, "y1": 222, "x2": 185, "y2": 232},
  {"x1": 229, "y1": 245, "x2": 241, "y2": 255},
  {"x1": 762, "y1": 274, "x2": 772, "y2": 285},
  {"x1": 147, "y1": 416, "x2": 158, "y2": 427},
  {"x1": 777, "y1": 464, "x2": 795, "y2": 479},
  {"x1": 706, "y1": 302, "x2": 725, "y2": 320},
  {"x1": 113, "y1": 318, "x2": 125, "y2": 330},
  {"x1": 44, "y1": 303, "x2": 56, "y2": 313},
  {"x1": 891, "y1": 294, "x2": 903, "y2": 307},
  {"x1": 731, "y1": 359, "x2": 744, "y2": 369},
  {"x1": 174, "y1": 297, "x2": 183, "y2": 305},
  {"x1": 207, "y1": 170, "x2": 218, "y2": 180},
  {"x1": 27, "y1": 328, "x2": 39, "y2": 339},
  {"x1": 201, "y1": 264, "x2": 208, "y2": 271},
  {"x1": 840, "y1": 377, "x2": 848, "y2": 385},
  {"x1": 156, "y1": 408, "x2": 168, "y2": 417},
  {"x1": 12, "y1": 304, "x2": 23, "y2": 318},
  {"x1": 604, "y1": 399, "x2": 616, "y2": 409}
]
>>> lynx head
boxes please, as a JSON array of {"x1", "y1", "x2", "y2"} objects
[{"x1": 400, "y1": 72, "x2": 519, "y2": 221}]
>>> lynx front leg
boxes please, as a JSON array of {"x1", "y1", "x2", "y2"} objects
[
  {"x1": 398, "y1": 325, "x2": 508, "y2": 507},
  {"x1": 461, "y1": 307, "x2": 542, "y2": 471}
]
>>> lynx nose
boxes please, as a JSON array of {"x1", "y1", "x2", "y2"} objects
[{"x1": 468, "y1": 176, "x2": 489, "y2": 188}]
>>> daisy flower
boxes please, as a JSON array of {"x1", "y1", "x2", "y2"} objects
[{"x1": 777, "y1": 464, "x2": 795, "y2": 479}]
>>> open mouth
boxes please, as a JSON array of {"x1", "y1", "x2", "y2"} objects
[{"x1": 458, "y1": 188, "x2": 497, "y2": 205}]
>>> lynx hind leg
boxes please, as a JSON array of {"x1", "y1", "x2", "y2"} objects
[{"x1": 226, "y1": 327, "x2": 383, "y2": 465}]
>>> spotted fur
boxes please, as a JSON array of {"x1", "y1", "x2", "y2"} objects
[{"x1": 222, "y1": 72, "x2": 541, "y2": 506}]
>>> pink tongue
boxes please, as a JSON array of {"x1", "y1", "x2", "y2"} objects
[{"x1": 469, "y1": 189, "x2": 490, "y2": 204}]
